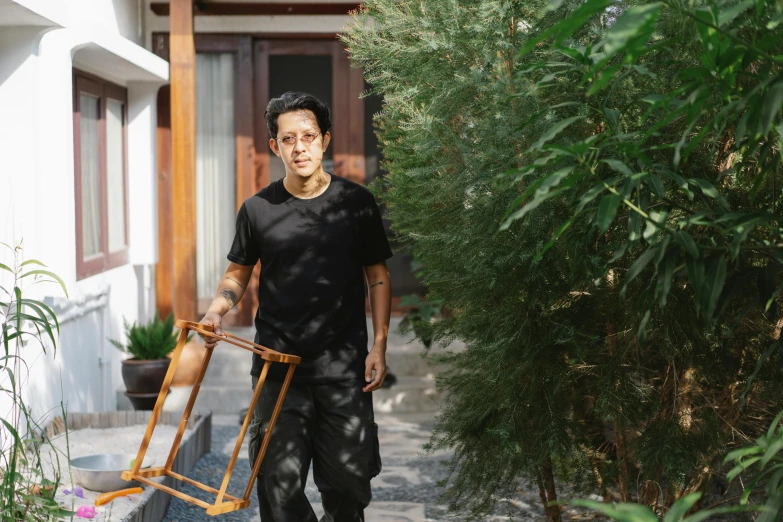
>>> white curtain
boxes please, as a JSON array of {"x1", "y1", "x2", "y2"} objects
[
  {"x1": 196, "y1": 53, "x2": 237, "y2": 301},
  {"x1": 80, "y1": 94, "x2": 101, "y2": 258},
  {"x1": 106, "y1": 99, "x2": 126, "y2": 252}
]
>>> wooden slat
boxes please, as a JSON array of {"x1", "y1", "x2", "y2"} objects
[
  {"x1": 166, "y1": 470, "x2": 243, "y2": 502},
  {"x1": 165, "y1": 344, "x2": 215, "y2": 470},
  {"x1": 125, "y1": 466, "x2": 166, "y2": 478},
  {"x1": 205, "y1": 500, "x2": 251, "y2": 516},
  {"x1": 151, "y1": 2, "x2": 360, "y2": 16},
  {"x1": 217, "y1": 361, "x2": 270, "y2": 503},
  {"x1": 127, "y1": 329, "x2": 189, "y2": 478},
  {"x1": 178, "y1": 322, "x2": 301, "y2": 364},
  {"x1": 170, "y1": 0, "x2": 197, "y2": 322},
  {"x1": 244, "y1": 363, "x2": 296, "y2": 499},
  {"x1": 132, "y1": 475, "x2": 212, "y2": 509}
]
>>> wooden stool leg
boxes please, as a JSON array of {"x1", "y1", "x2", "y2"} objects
[
  {"x1": 165, "y1": 342, "x2": 215, "y2": 471},
  {"x1": 127, "y1": 328, "x2": 189, "y2": 476},
  {"x1": 243, "y1": 363, "x2": 296, "y2": 501},
  {"x1": 214, "y1": 361, "x2": 271, "y2": 504}
]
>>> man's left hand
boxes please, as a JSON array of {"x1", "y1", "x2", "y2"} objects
[{"x1": 363, "y1": 344, "x2": 387, "y2": 392}]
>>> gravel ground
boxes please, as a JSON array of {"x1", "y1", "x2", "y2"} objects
[{"x1": 161, "y1": 421, "x2": 594, "y2": 522}]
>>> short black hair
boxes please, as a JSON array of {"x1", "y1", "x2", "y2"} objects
[{"x1": 265, "y1": 92, "x2": 331, "y2": 139}]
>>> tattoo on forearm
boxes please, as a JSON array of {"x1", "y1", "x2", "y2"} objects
[
  {"x1": 369, "y1": 281, "x2": 384, "y2": 289},
  {"x1": 226, "y1": 276, "x2": 245, "y2": 289},
  {"x1": 220, "y1": 288, "x2": 238, "y2": 308}
]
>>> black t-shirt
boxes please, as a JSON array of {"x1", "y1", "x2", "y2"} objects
[{"x1": 228, "y1": 173, "x2": 393, "y2": 383}]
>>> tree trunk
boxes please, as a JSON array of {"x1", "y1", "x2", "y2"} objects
[{"x1": 535, "y1": 457, "x2": 562, "y2": 522}]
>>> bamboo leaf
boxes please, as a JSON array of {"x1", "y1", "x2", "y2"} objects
[
  {"x1": 717, "y1": 0, "x2": 755, "y2": 26},
  {"x1": 0, "y1": 263, "x2": 13, "y2": 274},
  {"x1": 603, "y1": 159, "x2": 633, "y2": 176},
  {"x1": 761, "y1": 81, "x2": 783, "y2": 138},
  {"x1": 705, "y1": 256, "x2": 727, "y2": 321},
  {"x1": 22, "y1": 298, "x2": 59, "y2": 333},
  {"x1": 15, "y1": 310, "x2": 56, "y2": 349},
  {"x1": 624, "y1": 248, "x2": 658, "y2": 290},
  {"x1": 0, "y1": 418, "x2": 22, "y2": 449},
  {"x1": 601, "y1": 3, "x2": 662, "y2": 60},
  {"x1": 596, "y1": 194, "x2": 622, "y2": 233},
  {"x1": 689, "y1": 178, "x2": 730, "y2": 210},
  {"x1": 727, "y1": 456, "x2": 761, "y2": 481},
  {"x1": 767, "y1": 410, "x2": 783, "y2": 439},
  {"x1": 768, "y1": 10, "x2": 783, "y2": 29},
  {"x1": 682, "y1": 505, "x2": 758, "y2": 522},
  {"x1": 14, "y1": 287, "x2": 21, "y2": 337},
  {"x1": 532, "y1": 117, "x2": 582, "y2": 150},
  {"x1": 535, "y1": 214, "x2": 579, "y2": 262},
  {"x1": 663, "y1": 493, "x2": 701, "y2": 522},
  {"x1": 569, "y1": 499, "x2": 657, "y2": 521},
  {"x1": 724, "y1": 445, "x2": 763, "y2": 465},
  {"x1": 20, "y1": 259, "x2": 46, "y2": 268},
  {"x1": 518, "y1": 0, "x2": 615, "y2": 57},
  {"x1": 760, "y1": 438, "x2": 783, "y2": 468},
  {"x1": 20, "y1": 269, "x2": 68, "y2": 298},
  {"x1": 675, "y1": 231, "x2": 700, "y2": 258},
  {"x1": 647, "y1": 174, "x2": 665, "y2": 197}
]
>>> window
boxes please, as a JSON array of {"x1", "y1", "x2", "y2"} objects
[{"x1": 73, "y1": 72, "x2": 129, "y2": 279}]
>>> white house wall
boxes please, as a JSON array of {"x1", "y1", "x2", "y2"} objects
[{"x1": 0, "y1": 0, "x2": 167, "y2": 434}]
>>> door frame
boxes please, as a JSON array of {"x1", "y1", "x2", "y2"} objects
[{"x1": 153, "y1": 33, "x2": 256, "y2": 326}]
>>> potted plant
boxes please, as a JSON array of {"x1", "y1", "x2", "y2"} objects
[{"x1": 111, "y1": 312, "x2": 190, "y2": 410}]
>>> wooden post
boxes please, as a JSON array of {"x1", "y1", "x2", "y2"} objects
[{"x1": 169, "y1": 0, "x2": 197, "y2": 321}]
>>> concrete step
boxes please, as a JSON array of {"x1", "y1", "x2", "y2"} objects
[
  {"x1": 195, "y1": 317, "x2": 460, "y2": 383},
  {"x1": 117, "y1": 376, "x2": 442, "y2": 415},
  {"x1": 198, "y1": 348, "x2": 449, "y2": 384}
]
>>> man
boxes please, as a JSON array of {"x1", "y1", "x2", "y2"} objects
[{"x1": 198, "y1": 91, "x2": 392, "y2": 522}]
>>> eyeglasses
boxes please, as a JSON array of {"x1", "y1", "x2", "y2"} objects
[{"x1": 276, "y1": 132, "x2": 321, "y2": 148}]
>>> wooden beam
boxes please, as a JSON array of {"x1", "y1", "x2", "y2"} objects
[
  {"x1": 151, "y1": 2, "x2": 361, "y2": 16},
  {"x1": 155, "y1": 85, "x2": 174, "y2": 318},
  {"x1": 170, "y1": 0, "x2": 198, "y2": 322}
]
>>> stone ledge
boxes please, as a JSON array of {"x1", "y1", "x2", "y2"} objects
[{"x1": 45, "y1": 410, "x2": 212, "y2": 522}]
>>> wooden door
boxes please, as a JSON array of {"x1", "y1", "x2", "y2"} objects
[
  {"x1": 253, "y1": 39, "x2": 366, "y2": 189},
  {"x1": 153, "y1": 33, "x2": 256, "y2": 326}
]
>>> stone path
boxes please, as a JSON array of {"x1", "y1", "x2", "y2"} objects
[{"x1": 161, "y1": 413, "x2": 553, "y2": 522}]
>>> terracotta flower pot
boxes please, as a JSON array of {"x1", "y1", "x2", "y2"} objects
[
  {"x1": 169, "y1": 339, "x2": 208, "y2": 387},
  {"x1": 121, "y1": 358, "x2": 171, "y2": 395}
]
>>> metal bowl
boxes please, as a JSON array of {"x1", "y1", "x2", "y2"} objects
[{"x1": 70, "y1": 453, "x2": 150, "y2": 492}]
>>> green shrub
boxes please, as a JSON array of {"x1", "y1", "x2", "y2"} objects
[
  {"x1": 572, "y1": 411, "x2": 783, "y2": 521},
  {"x1": 343, "y1": 0, "x2": 783, "y2": 519},
  {"x1": 110, "y1": 312, "x2": 184, "y2": 360}
]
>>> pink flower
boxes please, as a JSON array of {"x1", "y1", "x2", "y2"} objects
[{"x1": 75, "y1": 505, "x2": 95, "y2": 518}]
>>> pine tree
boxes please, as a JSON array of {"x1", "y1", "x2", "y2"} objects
[{"x1": 343, "y1": 0, "x2": 783, "y2": 519}]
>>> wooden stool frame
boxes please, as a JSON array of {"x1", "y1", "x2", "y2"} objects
[{"x1": 121, "y1": 320, "x2": 301, "y2": 516}]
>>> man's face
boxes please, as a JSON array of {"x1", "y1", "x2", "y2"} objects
[{"x1": 269, "y1": 109, "x2": 331, "y2": 180}]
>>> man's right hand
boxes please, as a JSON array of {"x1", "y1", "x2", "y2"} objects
[{"x1": 198, "y1": 311, "x2": 224, "y2": 349}]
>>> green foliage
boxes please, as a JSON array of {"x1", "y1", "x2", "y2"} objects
[
  {"x1": 0, "y1": 241, "x2": 73, "y2": 521},
  {"x1": 110, "y1": 311, "x2": 183, "y2": 360},
  {"x1": 398, "y1": 293, "x2": 443, "y2": 348},
  {"x1": 344, "y1": 0, "x2": 783, "y2": 518},
  {"x1": 571, "y1": 410, "x2": 783, "y2": 521}
]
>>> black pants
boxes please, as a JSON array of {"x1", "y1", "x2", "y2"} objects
[{"x1": 248, "y1": 376, "x2": 381, "y2": 522}]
